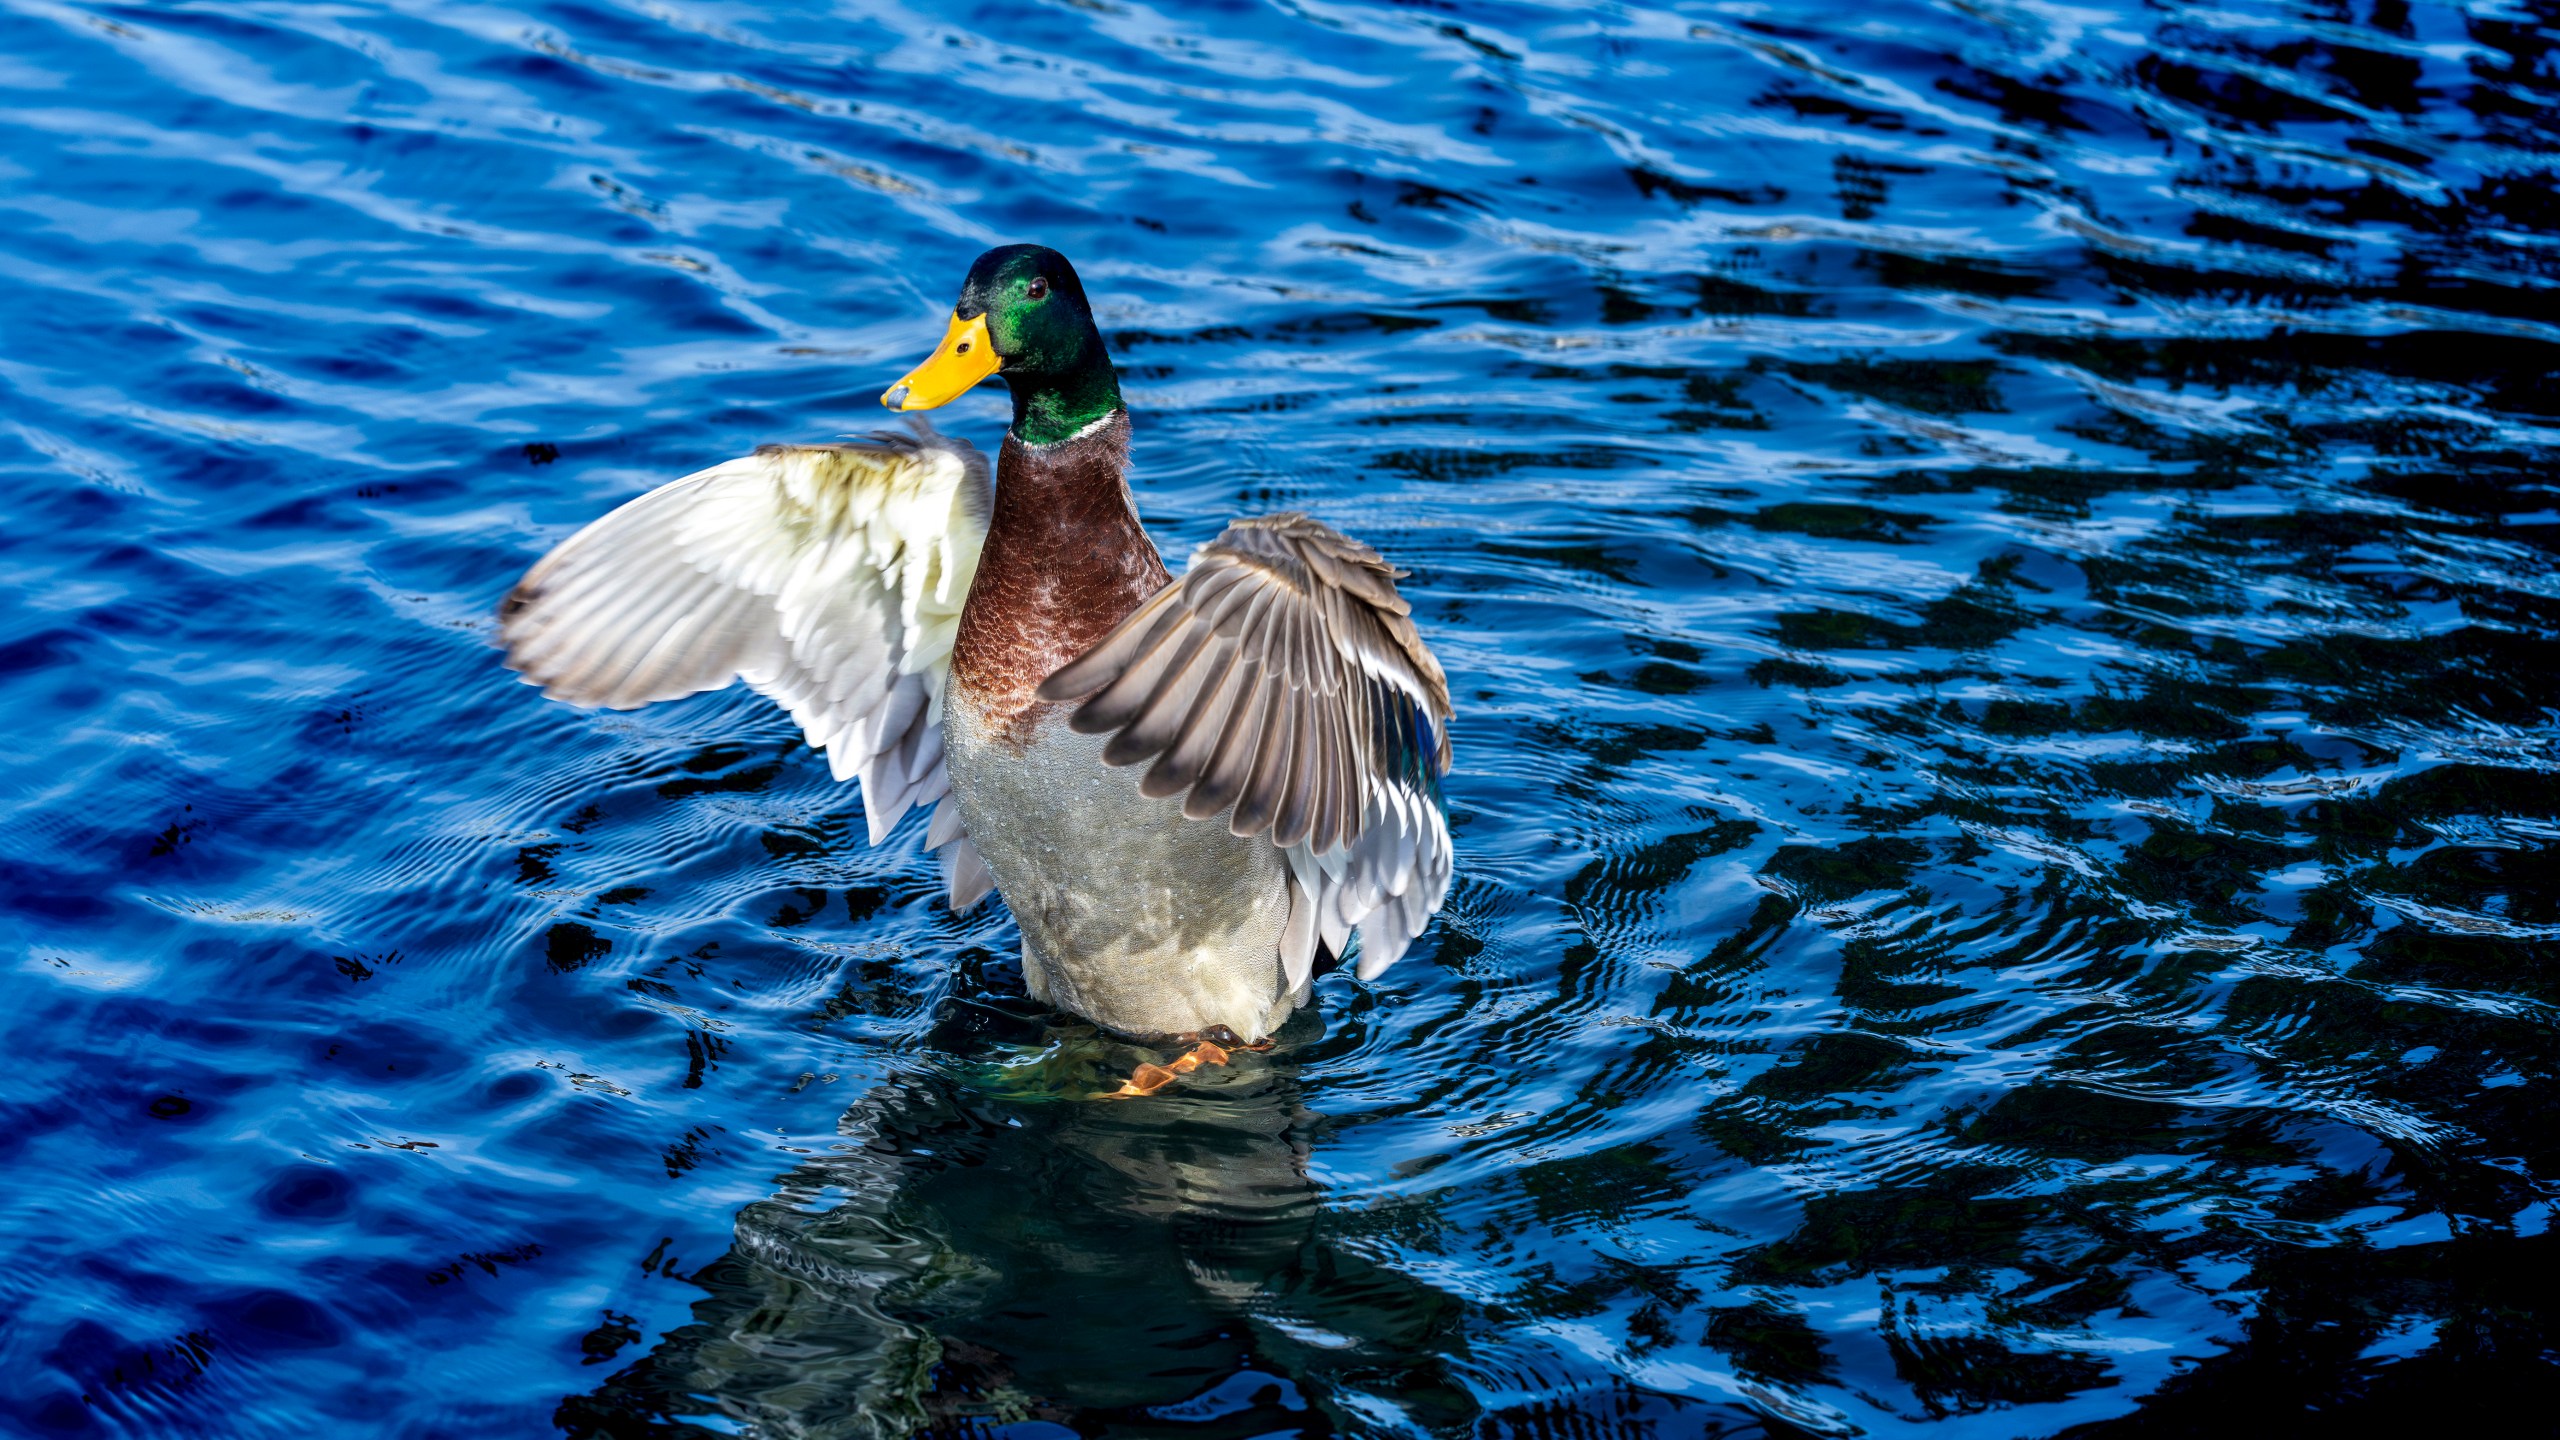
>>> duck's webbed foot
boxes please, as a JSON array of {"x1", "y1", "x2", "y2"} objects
[
  {"x1": 1197, "y1": 1024, "x2": 1274, "y2": 1054},
  {"x1": 1109, "y1": 1038, "x2": 1232, "y2": 1097}
]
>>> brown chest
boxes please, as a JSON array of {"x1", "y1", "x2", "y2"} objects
[{"x1": 950, "y1": 413, "x2": 1170, "y2": 739}]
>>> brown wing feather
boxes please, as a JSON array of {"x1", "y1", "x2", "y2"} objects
[
  {"x1": 1226, "y1": 679, "x2": 1292, "y2": 837},
  {"x1": 1040, "y1": 513, "x2": 1452, "y2": 851},
  {"x1": 1037, "y1": 512, "x2": 1457, "y2": 982}
]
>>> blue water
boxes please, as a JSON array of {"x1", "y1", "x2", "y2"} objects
[{"x1": 5, "y1": 0, "x2": 2557, "y2": 1435}]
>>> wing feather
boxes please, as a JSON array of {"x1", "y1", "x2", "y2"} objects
[
  {"x1": 1122, "y1": 634, "x2": 1235, "y2": 777},
  {"x1": 1227, "y1": 679, "x2": 1292, "y2": 839},
  {"x1": 500, "y1": 421, "x2": 994, "y2": 908},
  {"x1": 1039, "y1": 513, "x2": 1455, "y2": 982},
  {"x1": 1153, "y1": 638, "x2": 1251, "y2": 805},
  {"x1": 1187, "y1": 664, "x2": 1266, "y2": 821}
]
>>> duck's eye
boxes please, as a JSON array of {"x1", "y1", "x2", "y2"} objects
[{"x1": 1026, "y1": 277, "x2": 1050, "y2": 301}]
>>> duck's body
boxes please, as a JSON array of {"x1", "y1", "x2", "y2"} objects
[
  {"x1": 945, "y1": 705, "x2": 1298, "y2": 1039},
  {"x1": 942, "y1": 412, "x2": 1296, "y2": 1039},
  {"x1": 500, "y1": 246, "x2": 1452, "y2": 1050}
]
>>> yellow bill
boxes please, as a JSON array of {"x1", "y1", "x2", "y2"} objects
[{"x1": 881, "y1": 312, "x2": 998, "y2": 410}]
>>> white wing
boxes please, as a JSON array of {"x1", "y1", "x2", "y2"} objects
[
  {"x1": 499, "y1": 421, "x2": 996, "y2": 910},
  {"x1": 1038, "y1": 513, "x2": 1454, "y2": 988}
]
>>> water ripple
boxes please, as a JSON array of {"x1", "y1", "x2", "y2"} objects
[{"x1": 4, "y1": 0, "x2": 2558, "y2": 1434}]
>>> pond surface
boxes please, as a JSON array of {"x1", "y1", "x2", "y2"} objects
[{"x1": 4, "y1": 0, "x2": 2558, "y2": 1435}]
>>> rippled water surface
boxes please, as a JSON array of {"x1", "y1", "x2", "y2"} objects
[{"x1": 7, "y1": 0, "x2": 2560, "y2": 1434}]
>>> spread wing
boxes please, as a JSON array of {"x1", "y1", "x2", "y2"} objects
[
  {"x1": 498, "y1": 421, "x2": 997, "y2": 911},
  {"x1": 1038, "y1": 513, "x2": 1454, "y2": 987}
]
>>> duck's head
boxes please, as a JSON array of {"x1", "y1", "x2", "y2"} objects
[{"x1": 882, "y1": 244, "x2": 1121, "y2": 445}]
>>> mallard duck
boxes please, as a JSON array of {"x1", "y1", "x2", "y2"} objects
[{"x1": 499, "y1": 245, "x2": 1453, "y2": 1079}]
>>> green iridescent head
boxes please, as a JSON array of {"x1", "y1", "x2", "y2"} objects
[{"x1": 880, "y1": 244, "x2": 1122, "y2": 446}]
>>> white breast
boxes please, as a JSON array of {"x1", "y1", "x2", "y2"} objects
[{"x1": 940, "y1": 694, "x2": 1297, "y2": 1041}]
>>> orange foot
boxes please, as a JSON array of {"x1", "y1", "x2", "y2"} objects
[
  {"x1": 1197, "y1": 1025, "x2": 1274, "y2": 1054},
  {"x1": 1109, "y1": 1039, "x2": 1232, "y2": 1098}
]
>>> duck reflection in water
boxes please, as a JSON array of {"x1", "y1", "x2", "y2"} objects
[{"x1": 558, "y1": 996, "x2": 1472, "y2": 1438}]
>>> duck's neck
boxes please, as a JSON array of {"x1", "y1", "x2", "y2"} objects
[
  {"x1": 950, "y1": 407, "x2": 1170, "y2": 731},
  {"x1": 1007, "y1": 345, "x2": 1123, "y2": 447}
]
